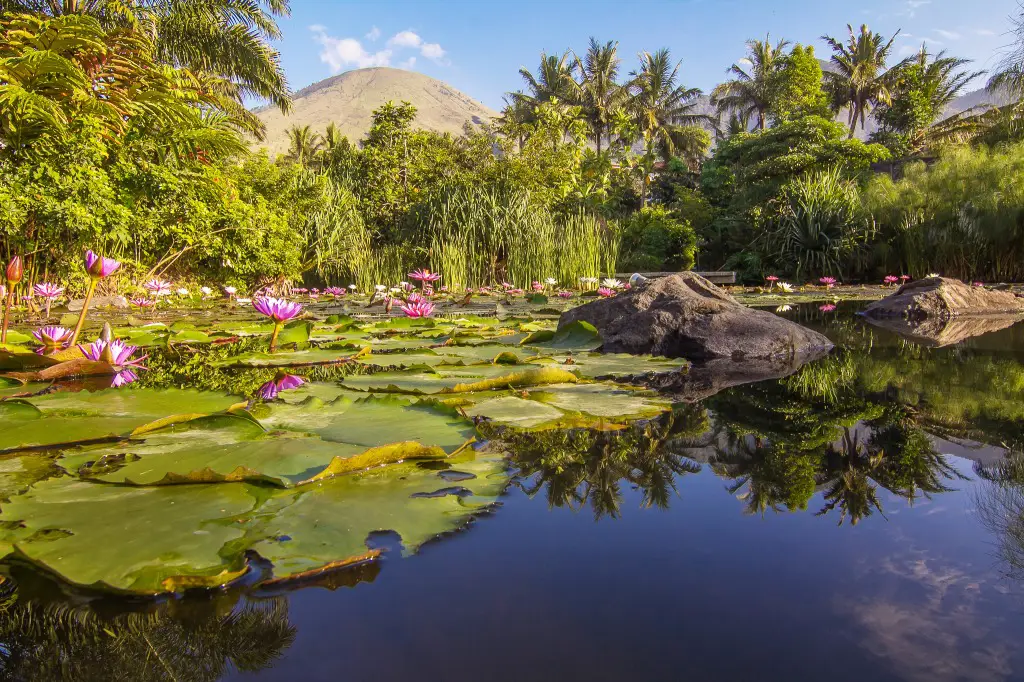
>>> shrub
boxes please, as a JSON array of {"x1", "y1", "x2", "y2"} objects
[{"x1": 617, "y1": 207, "x2": 697, "y2": 272}]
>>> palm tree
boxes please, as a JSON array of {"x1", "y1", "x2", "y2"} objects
[
  {"x1": 514, "y1": 50, "x2": 576, "y2": 109},
  {"x1": 3, "y1": 0, "x2": 291, "y2": 126},
  {"x1": 496, "y1": 92, "x2": 534, "y2": 151},
  {"x1": 628, "y1": 48, "x2": 712, "y2": 165},
  {"x1": 711, "y1": 35, "x2": 791, "y2": 131},
  {"x1": 285, "y1": 125, "x2": 322, "y2": 166},
  {"x1": 571, "y1": 38, "x2": 625, "y2": 152},
  {"x1": 821, "y1": 24, "x2": 901, "y2": 138},
  {"x1": 879, "y1": 45, "x2": 985, "y2": 154}
]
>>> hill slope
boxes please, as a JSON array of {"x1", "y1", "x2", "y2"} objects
[{"x1": 254, "y1": 67, "x2": 498, "y2": 156}]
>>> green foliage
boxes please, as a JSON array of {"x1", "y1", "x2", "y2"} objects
[
  {"x1": 862, "y1": 142, "x2": 1024, "y2": 280},
  {"x1": 769, "y1": 44, "x2": 831, "y2": 123},
  {"x1": 759, "y1": 168, "x2": 872, "y2": 279},
  {"x1": 617, "y1": 206, "x2": 697, "y2": 272}
]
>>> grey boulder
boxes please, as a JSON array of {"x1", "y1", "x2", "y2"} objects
[
  {"x1": 863, "y1": 276, "x2": 1024, "y2": 320},
  {"x1": 558, "y1": 272, "x2": 833, "y2": 360}
]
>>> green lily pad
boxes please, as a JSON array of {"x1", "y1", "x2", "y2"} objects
[
  {"x1": 531, "y1": 383, "x2": 671, "y2": 420},
  {"x1": 521, "y1": 321, "x2": 601, "y2": 350},
  {"x1": 463, "y1": 396, "x2": 566, "y2": 428}
]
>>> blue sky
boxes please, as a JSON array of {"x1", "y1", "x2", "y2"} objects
[{"x1": 273, "y1": 0, "x2": 1020, "y2": 110}]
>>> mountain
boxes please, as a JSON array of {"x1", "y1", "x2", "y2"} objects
[{"x1": 253, "y1": 67, "x2": 498, "y2": 156}]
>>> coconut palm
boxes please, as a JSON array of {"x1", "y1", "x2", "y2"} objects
[
  {"x1": 513, "y1": 50, "x2": 576, "y2": 109},
  {"x1": 497, "y1": 92, "x2": 534, "y2": 151},
  {"x1": 285, "y1": 125, "x2": 322, "y2": 166},
  {"x1": 628, "y1": 48, "x2": 713, "y2": 165},
  {"x1": 821, "y1": 24, "x2": 901, "y2": 138},
  {"x1": 2, "y1": 0, "x2": 291, "y2": 124},
  {"x1": 879, "y1": 45, "x2": 985, "y2": 154},
  {"x1": 571, "y1": 38, "x2": 625, "y2": 152},
  {"x1": 711, "y1": 35, "x2": 791, "y2": 131}
]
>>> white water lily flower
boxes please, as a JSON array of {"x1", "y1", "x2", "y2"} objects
[
  {"x1": 374, "y1": 284, "x2": 387, "y2": 292},
  {"x1": 224, "y1": 286, "x2": 237, "y2": 295},
  {"x1": 601, "y1": 278, "x2": 623, "y2": 289},
  {"x1": 176, "y1": 288, "x2": 189, "y2": 296},
  {"x1": 200, "y1": 286, "x2": 212, "y2": 296},
  {"x1": 927, "y1": 273, "x2": 940, "y2": 278},
  {"x1": 778, "y1": 282, "x2": 794, "y2": 293},
  {"x1": 545, "y1": 277, "x2": 557, "y2": 286},
  {"x1": 235, "y1": 297, "x2": 251, "y2": 304},
  {"x1": 348, "y1": 284, "x2": 357, "y2": 290},
  {"x1": 775, "y1": 304, "x2": 793, "y2": 313},
  {"x1": 390, "y1": 287, "x2": 402, "y2": 294},
  {"x1": 399, "y1": 281, "x2": 409, "y2": 287}
]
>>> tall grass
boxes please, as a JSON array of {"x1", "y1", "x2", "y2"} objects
[
  {"x1": 863, "y1": 143, "x2": 1024, "y2": 281},
  {"x1": 409, "y1": 184, "x2": 616, "y2": 289},
  {"x1": 356, "y1": 244, "x2": 409, "y2": 291}
]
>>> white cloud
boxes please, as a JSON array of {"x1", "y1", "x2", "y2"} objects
[
  {"x1": 898, "y1": 0, "x2": 931, "y2": 17},
  {"x1": 421, "y1": 42, "x2": 445, "y2": 60},
  {"x1": 975, "y1": 28, "x2": 996, "y2": 37},
  {"x1": 388, "y1": 30, "x2": 423, "y2": 49},
  {"x1": 934, "y1": 29, "x2": 961, "y2": 40},
  {"x1": 310, "y1": 26, "x2": 391, "y2": 71},
  {"x1": 309, "y1": 26, "x2": 448, "y2": 74},
  {"x1": 387, "y1": 30, "x2": 448, "y2": 63}
]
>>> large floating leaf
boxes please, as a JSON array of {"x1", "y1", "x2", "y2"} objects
[
  {"x1": 0, "y1": 478, "x2": 257, "y2": 593},
  {"x1": 463, "y1": 396, "x2": 566, "y2": 428},
  {"x1": 242, "y1": 448, "x2": 507, "y2": 582},
  {"x1": 520, "y1": 321, "x2": 601, "y2": 350},
  {"x1": 259, "y1": 394, "x2": 476, "y2": 453},
  {"x1": 531, "y1": 383, "x2": 671, "y2": 420}
]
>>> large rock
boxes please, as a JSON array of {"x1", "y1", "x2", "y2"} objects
[
  {"x1": 67, "y1": 295, "x2": 129, "y2": 311},
  {"x1": 558, "y1": 272, "x2": 833, "y2": 360},
  {"x1": 863, "y1": 277, "x2": 1024, "y2": 319}
]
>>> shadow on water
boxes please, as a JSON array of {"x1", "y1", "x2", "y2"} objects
[{"x1": 3, "y1": 306, "x2": 1024, "y2": 679}]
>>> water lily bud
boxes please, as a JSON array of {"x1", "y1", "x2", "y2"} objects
[
  {"x1": 100, "y1": 322, "x2": 114, "y2": 343},
  {"x1": 6, "y1": 256, "x2": 22, "y2": 284}
]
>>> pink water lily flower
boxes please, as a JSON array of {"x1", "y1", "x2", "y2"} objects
[
  {"x1": 84, "y1": 250, "x2": 120, "y2": 279},
  {"x1": 883, "y1": 275, "x2": 899, "y2": 285},
  {"x1": 144, "y1": 278, "x2": 172, "y2": 297},
  {"x1": 408, "y1": 269, "x2": 441, "y2": 283},
  {"x1": 598, "y1": 287, "x2": 616, "y2": 298},
  {"x1": 401, "y1": 300, "x2": 435, "y2": 317},
  {"x1": 819, "y1": 277, "x2": 837, "y2": 289},
  {"x1": 256, "y1": 373, "x2": 305, "y2": 401},
  {"x1": 33, "y1": 325, "x2": 72, "y2": 347},
  {"x1": 557, "y1": 291, "x2": 573, "y2": 298},
  {"x1": 899, "y1": 275, "x2": 911, "y2": 282},
  {"x1": 532, "y1": 281, "x2": 544, "y2": 292},
  {"x1": 819, "y1": 303, "x2": 837, "y2": 312},
  {"x1": 78, "y1": 338, "x2": 148, "y2": 387},
  {"x1": 34, "y1": 282, "x2": 64, "y2": 300},
  {"x1": 765, "y1": 275, "x2": 779, "y2": 282},
  {"x1": 253, "y1": 297, "x2": 303, "y2": 323},
  {"x1": 130, "y1": 297, "x2": 155, "y2": 308}
]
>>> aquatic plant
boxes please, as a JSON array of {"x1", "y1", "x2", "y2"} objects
[
  {"x1": 598, "y1": 287, "x2": 616, "y2": 297},
  {"x1": 1, "y1": 255, "x2": 21, "y2": 343},
  {"x1": 883, "y1": 275, "x2": 898, "y2": 286},
  {"x1": 32, "y1": 282, "x2": 64, "y2": 318},
  {"x1": 70, "y1": 250, "x2": 120, "y2": 345},
  {"x1": 256, "y1": 373, "x2": 305, "y2": 401},
  {"x1": 601, "y1": 278, "x2": 623, "y2": 289},
  {"x1": 253, "y1": 297, "x2": 303, "y2": 348},
  {"x1": 130, "y1": 297, "x2": 155, "y2": 309},
  {"x1": 224, "y1": 286, "x2": 237, "y2": 299},
  {"x1": 401, "y1": 300, "x2": 435, "y2": 317},
  {"x1": 819, "y1": 276, "x2": 837, "y2": 288},
  {"x1": 78, "y1": 338, "x2": 148, "y2": 387},
  {"x1": 32, "y1": 325, "x2": 72, "y2": 348},
  {"x1": 819, "y1": 303, "x2": 837, "y2": 312},
  {"x1": 765, "y1": 275, "x2": 779, "y2": 289}
]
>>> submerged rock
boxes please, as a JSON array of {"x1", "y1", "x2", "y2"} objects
[
  {"x1": 558, "y1": 272, "x2": 833, "y2": 360},
  {"x1": 863, "y1": 277, "x2": 1024, "y2": 320}
]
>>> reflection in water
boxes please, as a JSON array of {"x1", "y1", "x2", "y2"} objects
[
  {"x1": 0, "y1": 585, "x2": 295, "y2": 681},
  {"x1": 977, "y1": 453, "x2": 1024, "y2": 581},
  {"x1": 3, "y1": 310, "x2": 1024, "y2": 679},
  {"x1": 495, "y1": 404, "x2": 708, "y2": 519}
]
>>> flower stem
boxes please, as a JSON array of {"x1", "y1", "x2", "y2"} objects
[
  {"x1": 0, "y1": 291, "x2": 11, "y2": 344},
  {"x1": 69, "y1": 279, "x2": 97, "y2": 346},
  {"x1": 270, "y1": 322, "x2": 282, "y2": 351}
]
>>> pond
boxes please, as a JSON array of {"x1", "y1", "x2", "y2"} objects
[{"x1": 0, "y1": 299, "x2": 1023, "y2": 681}]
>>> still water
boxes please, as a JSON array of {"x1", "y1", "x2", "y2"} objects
[{"x1": 3, "y1": 306, "x2": 1024, "y2": 682}]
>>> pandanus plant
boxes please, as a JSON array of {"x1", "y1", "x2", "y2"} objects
[
  {"x1": 69, "y1": 250, "x2": 121, "y2": 346},
  {"x1": 0, "y1": 256, "x2": 22, "y2": 343}
]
